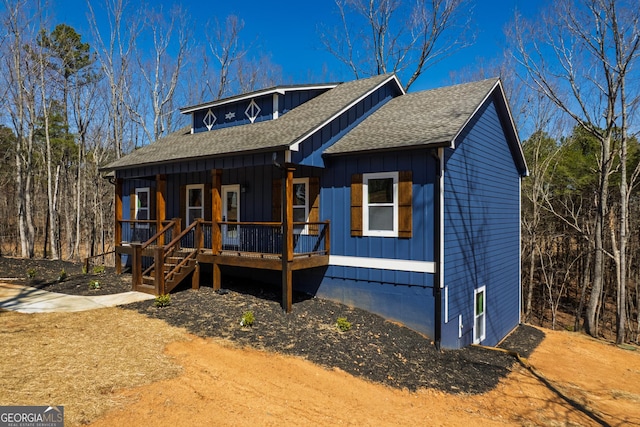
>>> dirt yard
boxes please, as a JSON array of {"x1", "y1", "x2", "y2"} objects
[
  {"x1": 1, "y1": 308, "x2": 638, "y2": 426},
  {"x1": 90, "y1": 330, "x2": 640, "y2": 427}
]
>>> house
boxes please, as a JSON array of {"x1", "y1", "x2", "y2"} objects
[{"x1": 102, "y1": 73, "x2": 528, "y2": 349}]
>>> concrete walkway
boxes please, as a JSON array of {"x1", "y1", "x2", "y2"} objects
[{"x1": 0, "y1": 282, "x2": 155, "y2": 313}]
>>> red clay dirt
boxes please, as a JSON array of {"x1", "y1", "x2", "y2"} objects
[{"x1": 90, "y1": 329, "x2": 640, "y2": 427}]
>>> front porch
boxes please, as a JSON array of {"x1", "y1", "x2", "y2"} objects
[
  {"x1": 112, "y1": 161, "x2": 329, "y2": 311},
  {"x1": 115, "y1": 217, "x2": 330, "y2": 312}
]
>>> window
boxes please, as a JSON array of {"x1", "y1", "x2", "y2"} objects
[
  {"x1": 363, "y1": 172, "x2": 398, "y2": 237},
  {"x1": 135, "y1": 188, "x2": 150, "y2": 228},
  {"x1": 293, "y1": 178, "x2": 309, "y2": 234},
  {"x1": 186, "y1": 184, "x2": 204, "y2": 224},
  {"x1": 474, "y1": 286, "x2": 486, "y2": 344},
  {"x1": 351, "y1": 171, "x2": 412, "y2": 238}
]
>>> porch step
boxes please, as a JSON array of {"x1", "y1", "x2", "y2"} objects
[
  {"x1": 164, "y1": 258, "x2": 197, "y2": 293},
  {"x1": 135, "y1": 283, "x2": 157, "y2": 295},
  {"x1": 136, "y1": 256, "x2": 197, "y2": 295}
]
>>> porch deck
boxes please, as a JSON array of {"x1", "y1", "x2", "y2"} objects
[{"x1": 115, "y1": 219, "x2": 330, "y2": 311}]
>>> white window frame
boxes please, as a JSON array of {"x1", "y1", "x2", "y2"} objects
[
  {"x1": 363, "y1": 172, "x2": 398, "y2": 237},
  {"x1": 473, "y1": 286, "x2": 487, "y2": 344},
  {"x1": 135, "y1": 187, "x2": 150, "y2": 229},
  {"x1": 186, "y1": 184, "x2": 205, "y2": 224},
  {"x1": 293, "y1": 178, "x2": 309, "y2": 235}
]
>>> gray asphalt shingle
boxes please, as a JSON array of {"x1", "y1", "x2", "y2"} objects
[
  {"x1": 102, "y1": 74, "x2": 396, "y2": 171},
  {"x1": 324, "y1": 78, "x2": 499, "y2": 155},
  {"x1": 102, "y1": 75, "x2": 502, "y2": 171}
]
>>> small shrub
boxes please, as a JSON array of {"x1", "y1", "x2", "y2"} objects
[
  {"x1": 57, "y1": 269, "x2": 67, "y2": 282},
  {"x1": 240, "y1": 311, "x2": 255, "y2": 328},
  {"x1": 88, "y1": 280, "x2": 101, "y2": 290},
  {"x1": 336, "y1": 317, "x2": 352, "y2": 332},
  {"x1": 154, "y1": 294, "x2": 171, "y2": 308},
  {"x1": 92, "y1": 265, "x2": 106, "y2": 275},
  {"x1": 82, "y1": 265, "x2": 88, "y2": 275},
  {"x1": 26, "y1": 268, "x2": 37, "y2": 279}
]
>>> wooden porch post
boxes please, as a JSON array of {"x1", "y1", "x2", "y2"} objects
[
  {"x1": 282, "y1": 165, "x2": 295, "y2": 312},
  {"x1": 211, "y1": 169, "x2": 222, "y2": 254},
  {"x1": 131, "y1": 243, "x2": 142, "y2": 290},
  {"x1": 211, "y1": 169, "x2": 222, "y2": 290},
  {"x1": 193, "y1": 220, "x2": 203, "y2": 290},
  {"x1": 172, "y1": 218, "x2": 182, "y2": 249},
  {"x1": 156, "y1": 174, "x2": 166, "y2": 246},
  {"x1": 154, "y1": 246, "x2": 165, "y2": 295},
  {"x1": 115, "y1": 178, "x2": 123, "y2": 274}
]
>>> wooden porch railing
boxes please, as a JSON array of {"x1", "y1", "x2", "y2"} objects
[
  {"x1": 132, "y1": 219, "x2": 196, "y2": 294},
  {"x1": 125, "y1": 218, "x2": 330, "y2": 295},
  {"x1": 118, "y1": 219, "x2": 177, "y2": 245},
  {"x1": 197, "y1": 220, "x2": 330, "y2": 257}
]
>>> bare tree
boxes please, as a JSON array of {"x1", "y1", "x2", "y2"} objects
[
  {"x1": 133, "y1": 4, "x2": 190, "y2": 142},
  {"x1": 512, "y1": 0, "x2": 640, "y2": 342},
  {"x1": 35, "y1": 27, "x2": 61, "y2": 259},
  {"x1": 1, "y1": 0, "x2": 40, "y2": 258},
  {"x1": 235, "y1": 54, "x2": 281, "y2": 94},
  {"x1": 320, "y1": 0, "x2": 473, "y2": 90},
  {"x1": 206, "y1": 15, "x2": 247, "y2": 100},
  {"x1": 87, "y1": 0, "x2": 141, "y2": 157}
]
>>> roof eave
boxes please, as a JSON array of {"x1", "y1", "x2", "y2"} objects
[
  {"x1": 323, "y1": 140, "x2": 451, "y2": 157},
  {"x1": 99, "y1": 144, "x2": 292, "y2": 173}
]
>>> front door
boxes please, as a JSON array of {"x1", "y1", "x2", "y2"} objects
[{"x1": 222, "y1": 185, "x2": 240, "y2": 248}]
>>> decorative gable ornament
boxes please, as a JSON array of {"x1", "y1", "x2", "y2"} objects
[
  {"x1": 225, "y1": 111, "x2": 235, "y2": 120},
  {"x1": 245, "y1": 99, "x2": 261, "y2": 123},
  {"x1": 203, "y1": 109, "x2": 217, "y2": 130}
]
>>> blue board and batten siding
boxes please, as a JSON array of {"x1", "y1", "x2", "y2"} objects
[
  {"x1": 297, "y1": 149, "x2": 438, "y2": 337},
  {"x1": 191, "y1": 88, "x2": 330, "y2": 133},
  {"x1": 122, "y1": 166, "x2": 320, "y2": 224},
  {"x1": 441, "y1": 98, "x2": 521, "y2": 348},
  {"x1": 293, "y1": 81, "x2": 401, "y2": 168}
]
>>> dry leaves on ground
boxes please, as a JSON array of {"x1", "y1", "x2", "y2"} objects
[{"x1": 0, "y1": 308, "x2": 187, "y2": 426}]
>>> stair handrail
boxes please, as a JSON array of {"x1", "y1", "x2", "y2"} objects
[
  {"x1": 141, "y1": 220, "x2": 177, "y2": 250},
  {"x1": 164, "y1": 250, "x2": 197, "y2": 283},
  {"x1": 140, "y1": 219, "x2": 197, "y2": 278},
  {"x1": 154, "y1": 219, "x2": 202, "y2": 292},
  {"x1": 162, "y1": 219, "x2": 200, "y2": 252}
]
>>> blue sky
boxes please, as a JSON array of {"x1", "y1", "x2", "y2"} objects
[{"x1": 51, "y1": 0, "x2": 544, "y2": 92}]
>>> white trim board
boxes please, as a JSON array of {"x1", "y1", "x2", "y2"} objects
[{"x1": 329, "y1": 255, "x2": 436, "y2": 273}]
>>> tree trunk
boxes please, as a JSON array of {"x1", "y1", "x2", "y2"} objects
[
  {"x1": 585, "y1": 133, "x2": 612, "y2": 338},
  {"x1": 575, "y1": 245, "x2": 591, "y2": 332}
]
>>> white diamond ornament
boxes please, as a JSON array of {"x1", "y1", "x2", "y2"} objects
[
  {"x1": 245, "y1": 99, "x2": 261, "y2": 123},
  {"x1": 203, "y1": 109, "x2": 217, "y2": 130}
]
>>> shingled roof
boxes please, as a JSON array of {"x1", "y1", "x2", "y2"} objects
[
  {"x1": 324, "y1": 78, "x2": 502, "y2": 155},
  {"x1": 102, "y1": 73, "x2": 398, "y2": 171}
]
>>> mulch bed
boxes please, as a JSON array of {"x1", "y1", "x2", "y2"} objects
[
  {"x1": 0, "y1": 256, "x2": 545, "y2": 394},
  {"x1": 0, "y1": 256, "x2": 131, "y2": 296}
]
